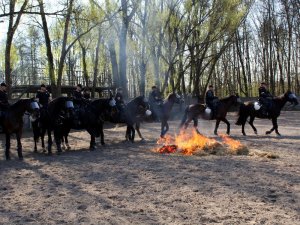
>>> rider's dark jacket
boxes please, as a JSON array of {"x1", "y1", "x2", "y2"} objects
[
  {"x1": 115, "y1": 92, "x2": 124, "y2": 109},
  {"x1": 73, "y1": 90, "x2": 83, "y2": 99},
  {"x1": 0, "y1": 90, "x2": 9, "y2": 110},
  {"x1": 258, "y1": 86, "x2": 272, "y2": 98},
  {"x1": 205, "y1": 90, "x2": 217, "y2": 108},
  {"x1": 36, "y1": 90, "x2": 50, "y2": 107},
  {"x1": 83, "y1": 92, "x2": 91, "y2": 100},
  {"x1": 149, "y1": 90, "x2": 162, "y2": 105}
]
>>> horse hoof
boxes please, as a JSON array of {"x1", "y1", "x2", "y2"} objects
[
  {"x1": 214, "y1": 132, "x2": 218, "y2": 135},
  {"x1": 90, "y1": 146, "x2": 95, "y2": 151},
  {"x1": 242, "y1": 133, "x2": 246, "y2": 136},
  {"x1": 56, "y1": 151, "x2": 62, "y2": 155},
  {"x1": 254, "y1": 131, "x2": 258, "y2": 135},
  {"x1": 34, "y1": 149, "x2": 38, "y2": 153},
  {"x1": 276, "y1": 133, "x2": 281, "y2": 136},
  {"x1": 67, "y1": 146, "x2": 71, "y2": 150},
  {"x1": 266, "y1": 131, "x2": 270, "y2": 135},
  {"x1": 141, "y1": 138, "x2": 145, "y2": 142},
  {"x1": 19, "y1": 157, "x2": 24, "y2": 161},
  {"x1": 43, "y1": 148, "x2": 47, "y2": 153},
  {"x1": 47, "y1": 152, "x2": 52, "y2": 156},
  {"x1": 6, "y1": 157, "x2": 11, "y2": 161}
]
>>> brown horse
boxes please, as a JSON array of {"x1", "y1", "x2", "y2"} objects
[
  {"x1": 236, "y1": 91, "x2": 298, "y2": 136},
  {"x1": 180, "y1": 94, "x2": 241, "y2": 135},
  {"x1": 1, "y1": 99, "x2": 40, "y2": 160}
]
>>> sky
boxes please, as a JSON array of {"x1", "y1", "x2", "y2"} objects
[{"x1": 0, "y1": 0, "x2": 95, "y2": 44}]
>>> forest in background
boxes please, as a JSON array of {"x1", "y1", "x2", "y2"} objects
[{"x1": 0, "y1": 0, "x2": 299, "y2": 98}]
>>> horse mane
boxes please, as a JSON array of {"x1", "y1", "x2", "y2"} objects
[
  {"x1": 219, "y1": 95, "x2": 235, "y2": 102},
  {"x1": 166, "y1": 93, "x2": 175, "y2": 100},
  {"x1": 9, "y1": 99, "x2": 29, "y2": 109}
]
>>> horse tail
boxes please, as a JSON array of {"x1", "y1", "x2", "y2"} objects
[
  {"x1": 235, "y1": 103, "x2": 247, "y2": 126},
  {"x1": 179, "y1": 106, "x2": 189, "y2": 128}
]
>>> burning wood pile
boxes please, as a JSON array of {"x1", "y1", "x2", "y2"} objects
[{"x1": 155, "y1": 130, "x2": 249, "y2": 156}]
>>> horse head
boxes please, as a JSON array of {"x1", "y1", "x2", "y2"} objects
[
  {"x1": 234, "y1": 93, "x2": 242, "y2": 104},
  {"x1": 285, "y1": 91, "x2": 299, "y2": 106},
  {"x1": 135, "y1": 95, "x2": 152, "y2": 116},
  {"x1": 168, "y1": 92, "x2": 184, "y2": 104},
  {"x1": 49, "y1": 97, "x2": 74, "y2": 121},
  {"x1": 27, "y1": 98, "x2": 40, "y2": 122}
]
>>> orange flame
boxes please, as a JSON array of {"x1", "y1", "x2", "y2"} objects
[
  {"x1": 156, "y1": 130, "x2": 218, "y2": 155},
  {"x1": 219, "y1": 134, "x2": 244, "y2": 152}
]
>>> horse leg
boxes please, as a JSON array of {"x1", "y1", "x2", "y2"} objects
[
  {"x1": 54, "y1": 128, "x2": 62, "y2": 154},
  {"x1": 16, "y1": 131, "x2": 23, "y2": 160},
  {"x1": 136, "y1": 123, "x2": 144, "y2": 140},
  {"x1": 183, "y1": 118, "x2": 193, "y2": 130},
  {"x1": 221, "y1": 118, "x2": 230, "y2": 135},
  {"x1": 160, "y1": 121, "x2": 169, "y2": 137},
  {"x1": 41, "y1": 128, "x2": 46, "y2": 153},
  {"x1": 273, "y1": 118, "x2": 281, "y2": 136},
  {"x1": 99, "y1": 123, "x2": 105, "y2": 145},
  {"x1": 131, "y1": 126, "x2": 135, "y2": 142},
  {"x1": 5, "y1": 133, "x2": 11, "y2": 160},
  {"x1": 266, "y1": 118, "x2": 280, "y2": 136},
  {"x1": 90, "y1": 135, "x2": 96, "y2": 150},
  {"x1": 65, "y1": 134, "x2": 71, "y2": 150},
  {"x1": 125, "y1": 126, "x2": 130, "y2": 141},
  {"x1": 241, "y1": 122, "x2": 246, "y2": 136},
  {"x1": 193, "y1": 118, "x2": 201, "y2": 134},
  {"x1": 214, "y1": 119, "x2": 221, "y2": 135},
  {"x1": 248, "y1": 116, "x2": 257, "y2": 135},
  {"x1": 61, "y1": 136, "x2": 66, "y2": 150},
  {"x1": 47, "y1": 129, "x2": 53, "y2": 155},
  {"x1": 160, "y1": 121, "x2": 166, "y2": 138},
  {"x1": 34, "y1": 138, "x2": 38, "y2": 153}
]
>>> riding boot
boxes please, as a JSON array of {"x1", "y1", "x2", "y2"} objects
[{"x1": 260, "y1": 106, "x2": 268, "y2": 117}]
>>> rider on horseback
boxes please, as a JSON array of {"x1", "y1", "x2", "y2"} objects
[
  {"x1": 0, "y1": 82, "x2": 9, "y2": 124},
  {"x1": 258, "y1": 82, "x2": 272, "y2": 117},
  {"x1": 115, "y1": 87, "x2": 125, "y2": 119},
  {"x1": 73, "y1": 84, "x2": 83, "y2": 99},
  {"x1": 36, "y1": 84, "x2": 50, "y2": 108},
  {"x1": 205, "y1": 85, "x2": 219, "y2": 119},
  {"x1": 148, "y1": 85, "x2": 163, "y2": 121},
  {"x1": 83, "y1": 87, "x2": 91, "y2": 100}
]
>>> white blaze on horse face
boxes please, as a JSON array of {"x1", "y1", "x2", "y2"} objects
[
  {"x1": 176, "y1": 93, "x2": 180, "y2": 99},
  {"x1": 31, "y1": 102, "x2": 40, "y2": 109},
  {"x1": 66, "y1": 101, "x2": 74, "y2": 109},
  {"x1": 29, "y1": 115, "x2": 37, "y2": 122},
  {"x1": 145, "y1": 110, "x2": 152, "y2": 116},
  {"x1": 109, "y1": 98, "x2": 116, "y2": 107},
  {"x1": 289, "y1": 93, "x2": 297, "y2": 99},
  {"x1": 254, "y1": 102, "x2": 261, "y2": 110},
  {"x1": 205, "y1": 107, "x2": 211, "y2": 114}
]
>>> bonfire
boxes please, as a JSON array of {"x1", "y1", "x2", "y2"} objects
[{"x1": 155, "y1": 130, "x2": 249, "y2": 156}]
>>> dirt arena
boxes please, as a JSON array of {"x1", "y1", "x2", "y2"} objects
[{"x1": 0, "y1": 111, "x2": 299, "y2": 225}]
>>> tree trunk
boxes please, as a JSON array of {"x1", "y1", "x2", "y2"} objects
[
  {"x1": 5, "y1": 0, "x2": 28, "y2": 98},
  {"x1": 108, "y1": 40, "x2": 119, "y2": 88},
  {"x1": 38, "y1": 0, "x2": 56, "y2": 95},
  {"x1": 92, "y1": 29, "x2": 101, "y2": 98},
  {"x1": 56, "y1": 0, "x2": 74, "y2": 97}
]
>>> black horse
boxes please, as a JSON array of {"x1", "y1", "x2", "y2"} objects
[
  {"x1": 155, "y1": 93, "x2": 183, "y2": 138},
  {"x1": 1, "y1": 99, "x2": 40, "y2": 160},
  {"x1": 92, "y1": 95, "x2": 150, "y2": 143},
  {"x1": 180, "y1": 94, "x2": 241, "y2": 135},
  {"x1": 32, "y1": 97, "x2": 74, "y2": 154},
  {"x1": 63, "y1": 97, "x2": 118, "y2": 150},
  {"x1": 236, "y1": 91, "x2": 298, "y2": 136}
]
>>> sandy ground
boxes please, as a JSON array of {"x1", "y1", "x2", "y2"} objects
[{"x1": 0, "y1": 111, "x2": 299, "y2": 225}]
